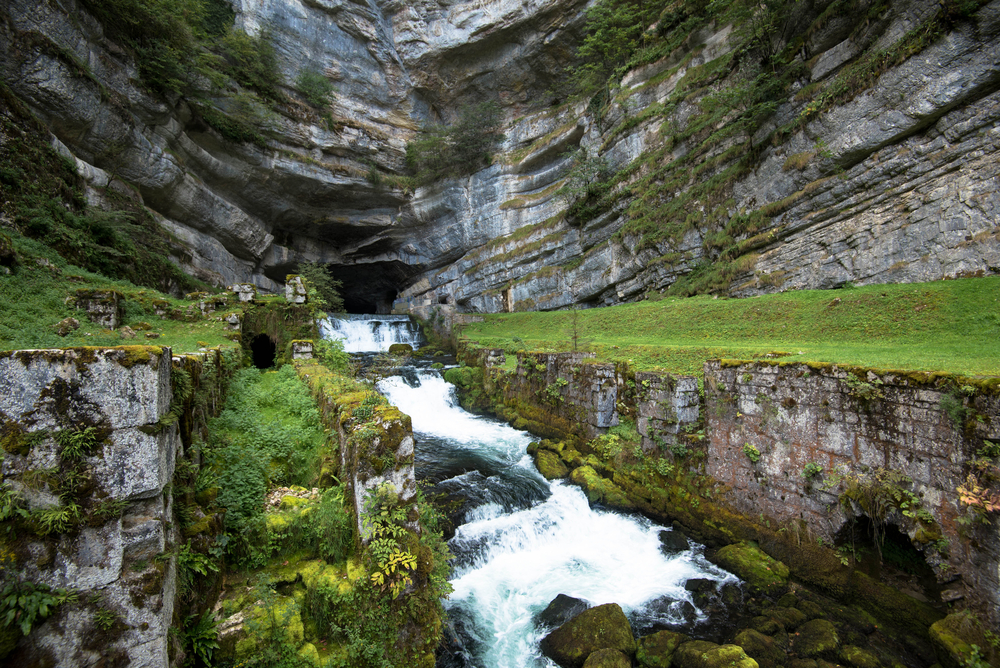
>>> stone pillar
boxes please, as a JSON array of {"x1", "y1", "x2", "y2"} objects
[{"x1": 0, "y1": 347, "x2": 178, "y2": 667}]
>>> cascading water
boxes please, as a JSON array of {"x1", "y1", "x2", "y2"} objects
[
  {"x1": 319, "y1": 314, "x2": 424, "y2": 353},
  {"x1": 378, "y1": 369, "x2": 739, "y2": 668}
]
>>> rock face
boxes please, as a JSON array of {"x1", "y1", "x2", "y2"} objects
[
  {"x1": 2, "y1": 0, "x2": 997, "y2": 312},
  {"x1": 0, "y1": 347, "x2": 178, "y2": 667}
]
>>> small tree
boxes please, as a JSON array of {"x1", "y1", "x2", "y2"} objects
[
  {"x1": 295, "y1": 68, "x2": 335, "y2": 107},
  {"x1": 298, "y1": 261, "x2": 344, "y2": 312}
]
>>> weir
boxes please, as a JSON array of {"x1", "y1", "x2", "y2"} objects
[{"x1": 319, "y1": 314, "x2": 425, "y2": 353}]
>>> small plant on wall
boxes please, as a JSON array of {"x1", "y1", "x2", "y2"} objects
[{"x1": 743, "y1": 442, "x2": 761, "y2": 463}]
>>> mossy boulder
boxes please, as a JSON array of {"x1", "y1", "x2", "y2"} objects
[
  {"x1": 715, "y1": 542, "x2": 789, "y2": 595},
  {"x1": 928, "y1": 611, "x2": 996, "y2": 668},
  {"x1": 734, "y1": 629, "x2": 785, "y2": 668},
  {"x1": 537, "y1": 449, "x2": 570, "y2": 479},
  {"x1": 583, "y1": 648, "x2": 632, "y2": 668},
  {"x1": 673, "y1": 641, "x2": 759, "y2": 668},
  {"x1": 569, "y1": 466, "x2": 635, "y2": 510},
  {"x1": 636, "y1": 630, "x2": 690, "y2": 667},
  {"x1": 761, "y1": 606, "x2": 807, "y2": 631},
  {"x1": 388, "y1": 343, "x2": 413, "y2": 354},
  {"x1": 838, "y1": 645, "x2": 880, "y2": 668},
  {"x1": 792, "y1": 619, "x2": 840, "y2": 659},
  {"x1": 540, "y1": 603, "x2": 637, "y2": 668}
]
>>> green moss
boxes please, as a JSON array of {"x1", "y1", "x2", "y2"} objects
[
  {"x1": 928, "y1": 611, "x2": 996, "y2": 668},
  {"x1": 540, "y1": 603, "x2": 636, "y2": 666},
  {"x1": 636, "y1": 630, "x2": 690, "y2": 668},
  {"x1": 715, "y1": 543, "x2": 789, "y2": 595},
  {"x1": 792, "y1": 619, "x2": 840, "y2": 659},
  {"x1": 569, "y1": 466, "x2": 635, "y2": 510},
  {"x1": 536, "y1": 450, "x2": 570, "y2": 480}
]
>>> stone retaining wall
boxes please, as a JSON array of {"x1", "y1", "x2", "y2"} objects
[{"x1": 0, "y1": 347, "x2": 179, "y2": 667}]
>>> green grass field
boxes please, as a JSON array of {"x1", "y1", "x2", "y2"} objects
[
  {"x1": 460, "y1": 276, "x2": 1000, "y2": 378},
  {"x1": 0, "y1": 230, "x2": 238, "y2": 354}
]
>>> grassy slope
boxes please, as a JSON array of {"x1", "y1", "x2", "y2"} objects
[{"x1": 460, "y1": 276, "x2": 1000, "y2": 378}]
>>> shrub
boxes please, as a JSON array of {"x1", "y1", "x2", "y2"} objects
[
  {"x1": 298, "y1": 261, "x2": 344, "y2": 312},
  {"x1": 296, "y1": 68, "x2": 335, "y2": 107},
  {"x1": 802, "y1": 462, "x2": 823, "y2": 479},
  {"x1": 743, "y1": 442, "x2": 761, "y2": 463},
  {"x1": 406, "y1": 102, "x2": 504, "y2": 182}
]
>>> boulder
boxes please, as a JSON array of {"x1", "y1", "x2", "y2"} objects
[
  {"x1": 388, "y1": 343, "x2": 413, "y2": 354},
  {"x1": 540, "y1": 603, "x2": 636, "y2": 668},
  {"x1": 734, "y1": 629, "x2": 785, "y2": 668},
  {"x1": 55, "y1": 316, "x2": 79, "y2": 336},
  {"x1": 569, "y1": 466, "x2": 635, "y2": 510},
  {"x1": 537, "y1": 595, "x2": 590, "y2": 629},
  {"x1": 673, "y1": 641, "x2": 759, "y2": 668},
  {"x1": 791, "y1": 619, "x2": 840, "y2": 659},
  {"x1": 658, "y1": 529, "x2": 689, "y2": 553},
  {"x1": 636, "y1": 629, "x2": 690, "y2": 668},
  {"x1": 714, "y1": 543, "x2": 789, "y2": 595},
  {"x1": 537, "y1": 449, "x2": 570, "y2": 479}
]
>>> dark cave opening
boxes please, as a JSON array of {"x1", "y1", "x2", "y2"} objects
[
  {"x1": 251, "y1": 333, "x2": 277, "y2": 369},
  {"x1": 835, "y1": 517, "x2": 942, "y2": 604}
]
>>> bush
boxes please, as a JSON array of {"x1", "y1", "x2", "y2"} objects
[
  {"x1": 220, "y1": 28, "x2": 283, "y2": 102},
  {"x1": 298, "y1": 261, "x2": 344, "y2": 312},
  {"x1": 295, "y1": 68, "x2": 335, "y2": 107},
  {"x1": 406, "y1": 102, "x2": 504, "y2": 182}
]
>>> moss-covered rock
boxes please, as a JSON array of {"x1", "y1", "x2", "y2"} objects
[
  {"x1": 928, "y1": 611, "x2": 996, "y2": 668},
  {"x1": 673, "y1": 641, "x2": 759, "y2": 668},
  {"x1": 715, "y1": 542, "x2": 789, "y2": 595},
  {"x1": 583, "y1": 648, "x2": 632, "y2": 668},
  {"x1": 636, "y1": 629, "x2": 690, "y2": 667},
  {"x1": 569, "y1": 466, "x2": 635, "y2": 510},
  {"x1": 388, "y1": 343, "x2": 413, "y2": 354},
  {"x1": 792, "y1": 619, "x2": 840, "y2": 659},
  {"x1": 734, "y1": 629, "x2": 785, "y2": 668},
  {"x1": 540, "y1": 603, "x2": 637, "y2": 668},
  {"x1": 537, "y1": 449, "x2": 570, "y2": 479},
  {"x1": 762, "y1": 606, "x2": 807, "y2": 631},
  {"x1": 838, "y1": 645, "x2": 880, "y2": 668}
]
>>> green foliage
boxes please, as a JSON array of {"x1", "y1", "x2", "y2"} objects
[
  {"x1": 55, "y1": 427, "x2": 101, "y2": 460},
  {"x1": 93, "y1": 606, "x2": 117, "y2": 630},
  {"x1": 802, "y1": 462, "x2": 823, "y2": 479},
  {"x1": 315, "y1": 337, "x2": 351, "y2": 373},
  {"x1": 177, "y1": 541, "x2": 220, "y2": 596},
  {"x1": 207, "y1": 366, "x2": 326, "y2": 568},
  {"x1": 219, "y1": 28, "x2": 283, "y2": 102},
  {"x1": 182, "y1": 611, "x2": 220, "y2": 666},
  {"x1": 941, "y1": 390, "x2": 970, "y2": 428},
  {"x1": 28, "y1": 503, "x2": 82, "y2": 536},
  {"x1": 0, "y1": 580, "x2": 76, "y2": 636},
  {"x1": 575, "y1": 0, "x2": 672, "y2": 95},
  {"x1": 743, "y1": 442, "x2": 761, "y2": 463},
  {"x1": 295, "y1": 68, "x2": 335, "y2": 107},
  {"x1": 406, "y1": 102, "x2": 504, "y2": 183},
  {"x1": 298, "y1": 261, "x2": 345, "y2": 312}
]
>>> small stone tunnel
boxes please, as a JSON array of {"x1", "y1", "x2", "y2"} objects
[{"x1": 250, "y1": 333, "x2": 276, "y2": 369}]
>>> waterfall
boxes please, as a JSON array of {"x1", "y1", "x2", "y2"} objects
[
  {"x1": 378, "y1": 368, "x2": 738, "y2": 668},
  {"x1": 319, "y1": 314, "x2": 425, "y2": 353}
]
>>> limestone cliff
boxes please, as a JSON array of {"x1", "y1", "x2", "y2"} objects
[{"x1": 0, "y1": 0, "x2": 997, "y2": 312}]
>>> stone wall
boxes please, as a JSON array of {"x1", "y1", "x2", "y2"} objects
[
  {"x1": 0, "y1": 347, "x2": 179, "y2": 667},
  {"x1": 704, "y1": 360, "x2": 1000, "y2": 615}
]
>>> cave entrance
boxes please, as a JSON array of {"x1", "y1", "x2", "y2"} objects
[
  {"x1": 835, "y1": 517, "x2": 941, "y2": 604},
  {"x1": 251, "y1": 333, "x2": 277, "y2": 369}
]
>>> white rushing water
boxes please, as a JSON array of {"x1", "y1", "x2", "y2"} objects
[
  {"x1": 319, "y1": 314, "x2": 423, "y2": 353},
  {"x1": 379, "y1": 370, "x2": 738, "y2": 668}
]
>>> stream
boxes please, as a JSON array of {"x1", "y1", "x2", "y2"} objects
[{"x1": 324, "y1": 315, "x2": 739, "y2": 668}]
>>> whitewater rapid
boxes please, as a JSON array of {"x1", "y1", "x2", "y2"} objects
[{"x1": 378, "y1": 370, "x2": 736, "y2": 668}]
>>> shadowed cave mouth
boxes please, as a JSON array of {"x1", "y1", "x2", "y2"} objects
[
  {"x1": 325, "y1": 261, "x2": 418, "y2": 314},
  {"x1": 251, "y1": 333, "x2": 277, "y2": 369},
  {"x1": 835, "y1": 516, "x2": 942, "y2": 604}
]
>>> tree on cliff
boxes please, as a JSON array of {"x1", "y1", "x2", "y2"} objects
[
  {"x1": 406, "y1": 102, "x2": 504, "y2": 182},
  {"x1": 298, "y1": 262, "x2": 344, "y2": 312}
]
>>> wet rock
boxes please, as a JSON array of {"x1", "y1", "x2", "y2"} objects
[
  {"x1": 714, "y1": 543, "x2": 789, "y2": 596},
  {"x1": 569, "y1": 466, "x2": 635, "y2": 510},
  {"x1": 658, "y1": 529, "x2": 689, "y2": 553},
  {"x1": 636, "y1": 629, "x2": 690, "y2": 668},
  {"x1": 119, "y1": 326, "x2": 136, "y2": 339},
  {"x1": 583, "y1": 648, "x2": 632, "y2": 668},
  {"x1": 536, "y1": 449, "x2": 570, "y2": 480},
  {"x1": 388, "y1": 343, "x2": 413, "y2": 354},
  {"x1": 928, "y1": 611, "x2": 996, "y2": 668},
  {"x1": 734, "y1": 629, "x2": 785, "y2": 668},
  {"x1": 685, "y1": 578, "x2": 718, "y2": 594},
  {"x1": 537, "y1": 595, "x2": 590, "y2": 629},
  {"x1": 673, "y1": 640, "x2": 759, "y2": 668},
  {"x1": 540, "y1": 603, "x2": 636, "y2": 668},
  {"x1": 792, "y1": 619, "x2": 840, "y2": 660}
]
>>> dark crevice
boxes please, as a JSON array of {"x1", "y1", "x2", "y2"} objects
[{"x1": 251, "y1": 333, "x2": 276, "y2": 369}]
